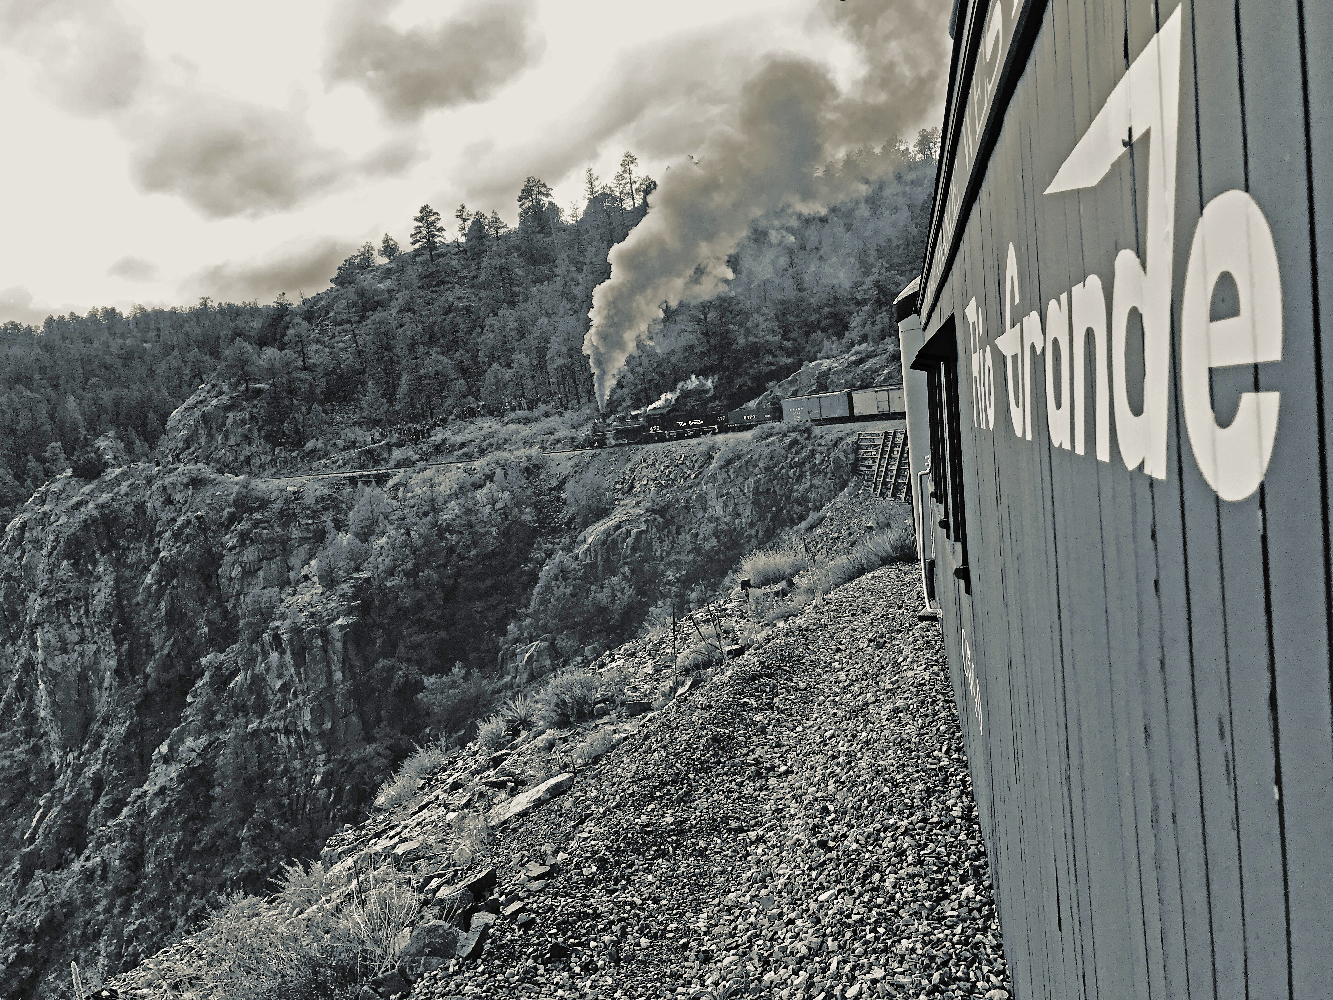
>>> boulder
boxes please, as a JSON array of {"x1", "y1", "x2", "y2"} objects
[
  {"x1": 399, "y1": 920, "x2": 459, "y2": 960},
  {"x1": 391, "y1": 838, "x2": 426, "y2": 862},
  {"x1": 469, "y1": 911, "x2": 497, "y2": 932},
  {"x1": 370, "y1": 968, "x2": 409, "y2": 998},
  {"x1": 486, "y1": 773, "x2": 574, "y2": 828},
  {"x1": 457, "y1": 924, "x2": 489, "y2": 960}
]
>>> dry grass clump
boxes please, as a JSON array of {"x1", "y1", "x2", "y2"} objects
[
  {"x1": 343, "y1": 860, "x2": 421, "y2": 977},
  {"x1": 451, "y1": 811, "x2": 492, "y2": 867},
  {"x1": 570, "y1": 729, "x2": 620, "y2": 768},
  {"x1": 675, "y1": 640, "x2": 722, "y2": 673},
  {"x1": 373, "y1": 740, "x2": 452, "y2": 812},
  {"x1": 793, "y1": 523, "x2": 916, "y2": 605},
  {"x1": 126, "y1": 857, "x2": 418, "y2": 1000},
  {"x1": 738, "y1": 546, "x2": 811, "y2": 587},
  {"x1": 742, "y1": 523, "x2": 916, "y2": 624}
]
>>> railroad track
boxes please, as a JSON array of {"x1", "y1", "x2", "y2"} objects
[{"x1": 856, "y1": 428, "x2": 911, "y2": 500}]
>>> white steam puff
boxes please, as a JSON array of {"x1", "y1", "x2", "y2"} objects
[
  {"x1": 637, "y1": 374, "x2": 717, "y2": 416},
  {"x1": 584, "y1": 0, "x2": 950, "y2": 404}
]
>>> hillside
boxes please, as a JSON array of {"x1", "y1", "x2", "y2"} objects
[
  {"x1": 107, "y1": 555, "x2": 1014, "y2": 1000},
  {"x1": 0, "y1": 136, "x2": 935, "y2": 529},
  {"x1": 0, "y1": 420, "x2": 861, "y2": 998}
]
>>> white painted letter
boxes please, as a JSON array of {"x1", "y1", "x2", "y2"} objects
[
  {"x1": 965, "y1": 297, "x2": 995, "y2": 430},
  {"x1": 1071, "y1": 275, "x2": 1111, "y2": 462},
  {"x1": 1046, "y1": 7, "x2": 1182, "y2": 479},
  {"x1": 996, "y1": 243, "x2": 1025, "y2": 437},
  {"x1": 1023, "y1": 310, "x2": 1045, "y2": 441},
  {"x1": 1046, "y1": 293, "x2": 1072, "y2": 450},
  {"x1": 1181, "y1": 190, "x2": 1282, "y2": 501}
]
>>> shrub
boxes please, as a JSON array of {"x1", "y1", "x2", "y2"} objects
[
  {"x1": 347, "y1": 484, "x2": 393, "y2": 541},
  {"x1": 738, "y1": 546, "x2": 810, "y2": 587},
  {"x1": 373, "y1": 740, "x2": 452, "y2": 812},
  {"x1": 417, "y1": 669, "x2": 500, "y2": 739},
  {"x1": 564, "y1": 464, "x2": 614, "y2": 528},
  {"x1": 70, "y1": 446, "x2": 106, "y2": 480},
  {"x1": 498, "y1": 694, "x2": 539, "y2": 735},
  {"x1": 475, "y1": 716, "x2": 510, "y2": 753},
  {"x1": 273, "y1": 858, "x2": 332, "y2": 915},
  {"x1": 127, "y1": 889, "x2": 362, "y2": 1000},
  {"x1": 535, "y1": 669, "x2": 600, "y2": 729},
  {"x1": 315, "y1": 531, "x2": 369, "y2": 587}
]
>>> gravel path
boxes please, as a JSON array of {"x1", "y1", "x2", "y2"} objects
[{"x1": 408, "y1": 562, "x2": 1012, "y2": 1000}]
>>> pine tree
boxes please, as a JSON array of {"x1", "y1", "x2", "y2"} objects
[
  {"x1": 411, "y1": 204, "x2": 443, "y2": 262},
  {"x1": 380, "y1": 233, "x2": 400, "y2": 259},
  {"x1": 614, "y1": 152, "x2": 639, "y2": 209}
]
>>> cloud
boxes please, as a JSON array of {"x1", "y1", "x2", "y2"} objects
[
  {"x1": 325, "y1": 0, "x2": 544, "y2": 122},
  {"x1": 106, "y1": 256, "x2": 161, "y2": 283},
  {"x1": 120, "y1": 82, "x2": 350, "y2": 219},
  {"x1": 0, "y1": 0, "x2": 150, "y2": 116},
  {"x1": 0, "y1": 1, "x2": 427, "y2": 220},
  {"x1": 454, "y1": 28, "x2": 759, "y2": 211},
  {"x1": 0, "y1": 286, "x2": 58, "y2": 326},
  {"x1": 184, "y1": 236, "x2": 358, "y2": 304},
  {"x1": 583, "y1": 0, "x2": 952, "y2": 402}
]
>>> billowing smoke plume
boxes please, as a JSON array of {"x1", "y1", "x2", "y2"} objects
[
  {"x1": 638, "y1": 374, "x2": 717, "y2": 415},
  {"x1": 584, "y1": 0, "x2": 950, "y2": 404}
]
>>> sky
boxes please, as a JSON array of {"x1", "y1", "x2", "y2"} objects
[{"x1": 0, "y1": 0, "x2": 948, "y2": 326}]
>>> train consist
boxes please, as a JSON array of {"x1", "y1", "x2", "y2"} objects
[{"x1": 589, "y1": 384, "x2": 904, "y2": 446}]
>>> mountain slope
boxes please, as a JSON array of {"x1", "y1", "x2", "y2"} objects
[{"x1": 110, "y1": 559, "x2": 1014, "y2": 1000}]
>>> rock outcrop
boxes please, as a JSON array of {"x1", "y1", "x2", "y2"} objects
[{"x1": 0, "y1": 465, "x2": 413, "y2": 998}]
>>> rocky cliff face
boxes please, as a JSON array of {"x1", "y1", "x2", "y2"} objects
[
  {"x1": 0, "y1": 406, "x2": 857, "y2": 999},
  {"x1": 0, "y1": 466, "x2": 414, "y2": 998},
  {"x1": 155, "y1": 383, "x2": 275, "y2": 475}
]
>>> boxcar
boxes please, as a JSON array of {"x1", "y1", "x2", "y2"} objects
[
  {"x1": 899, "y1": 2, "x2": 1333, "y2": 999},
  {"x1": 849, "y1": 386, "x2": 906, "y2": 418},
  {"x1": 782, "y1": 390, "x2": 853, "y2": 423}
]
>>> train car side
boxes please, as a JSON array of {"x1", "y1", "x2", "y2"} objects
[{"x1": 902, "y1": 2, "x2": 1333, "y2": 999}]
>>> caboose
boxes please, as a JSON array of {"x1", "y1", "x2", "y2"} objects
[{"x1": 899, "y1": 2, "x2": 1332, "y2": 998}]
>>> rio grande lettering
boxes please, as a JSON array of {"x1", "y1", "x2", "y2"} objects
[{"x1": 968, "y1": 8, "x2": 1282, "y2": 502}]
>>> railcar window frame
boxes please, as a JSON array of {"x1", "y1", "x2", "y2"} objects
[{"x1": 912, "y1": 318, "x2": 971, "y2": 592}]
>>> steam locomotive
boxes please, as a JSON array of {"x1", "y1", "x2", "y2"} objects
[{"x1": 588, "y1": 385, "x2": 905, "y2": 447}]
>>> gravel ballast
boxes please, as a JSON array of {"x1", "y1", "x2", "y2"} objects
[{"x1": 406, "y1": 562, "x2": 1012, "y2": 1000}]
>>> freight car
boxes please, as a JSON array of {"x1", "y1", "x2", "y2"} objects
[
  {"x1": 899, "y1": 2, "x2": 1333, "y2": 998},
  {"x1": 781, "y1": 386, "x2": 907, "y2": 423}
]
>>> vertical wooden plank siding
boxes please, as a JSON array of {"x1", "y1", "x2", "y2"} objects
[{"x1": 904, "y1": 0, "x2": 1333, "y2": 997}]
